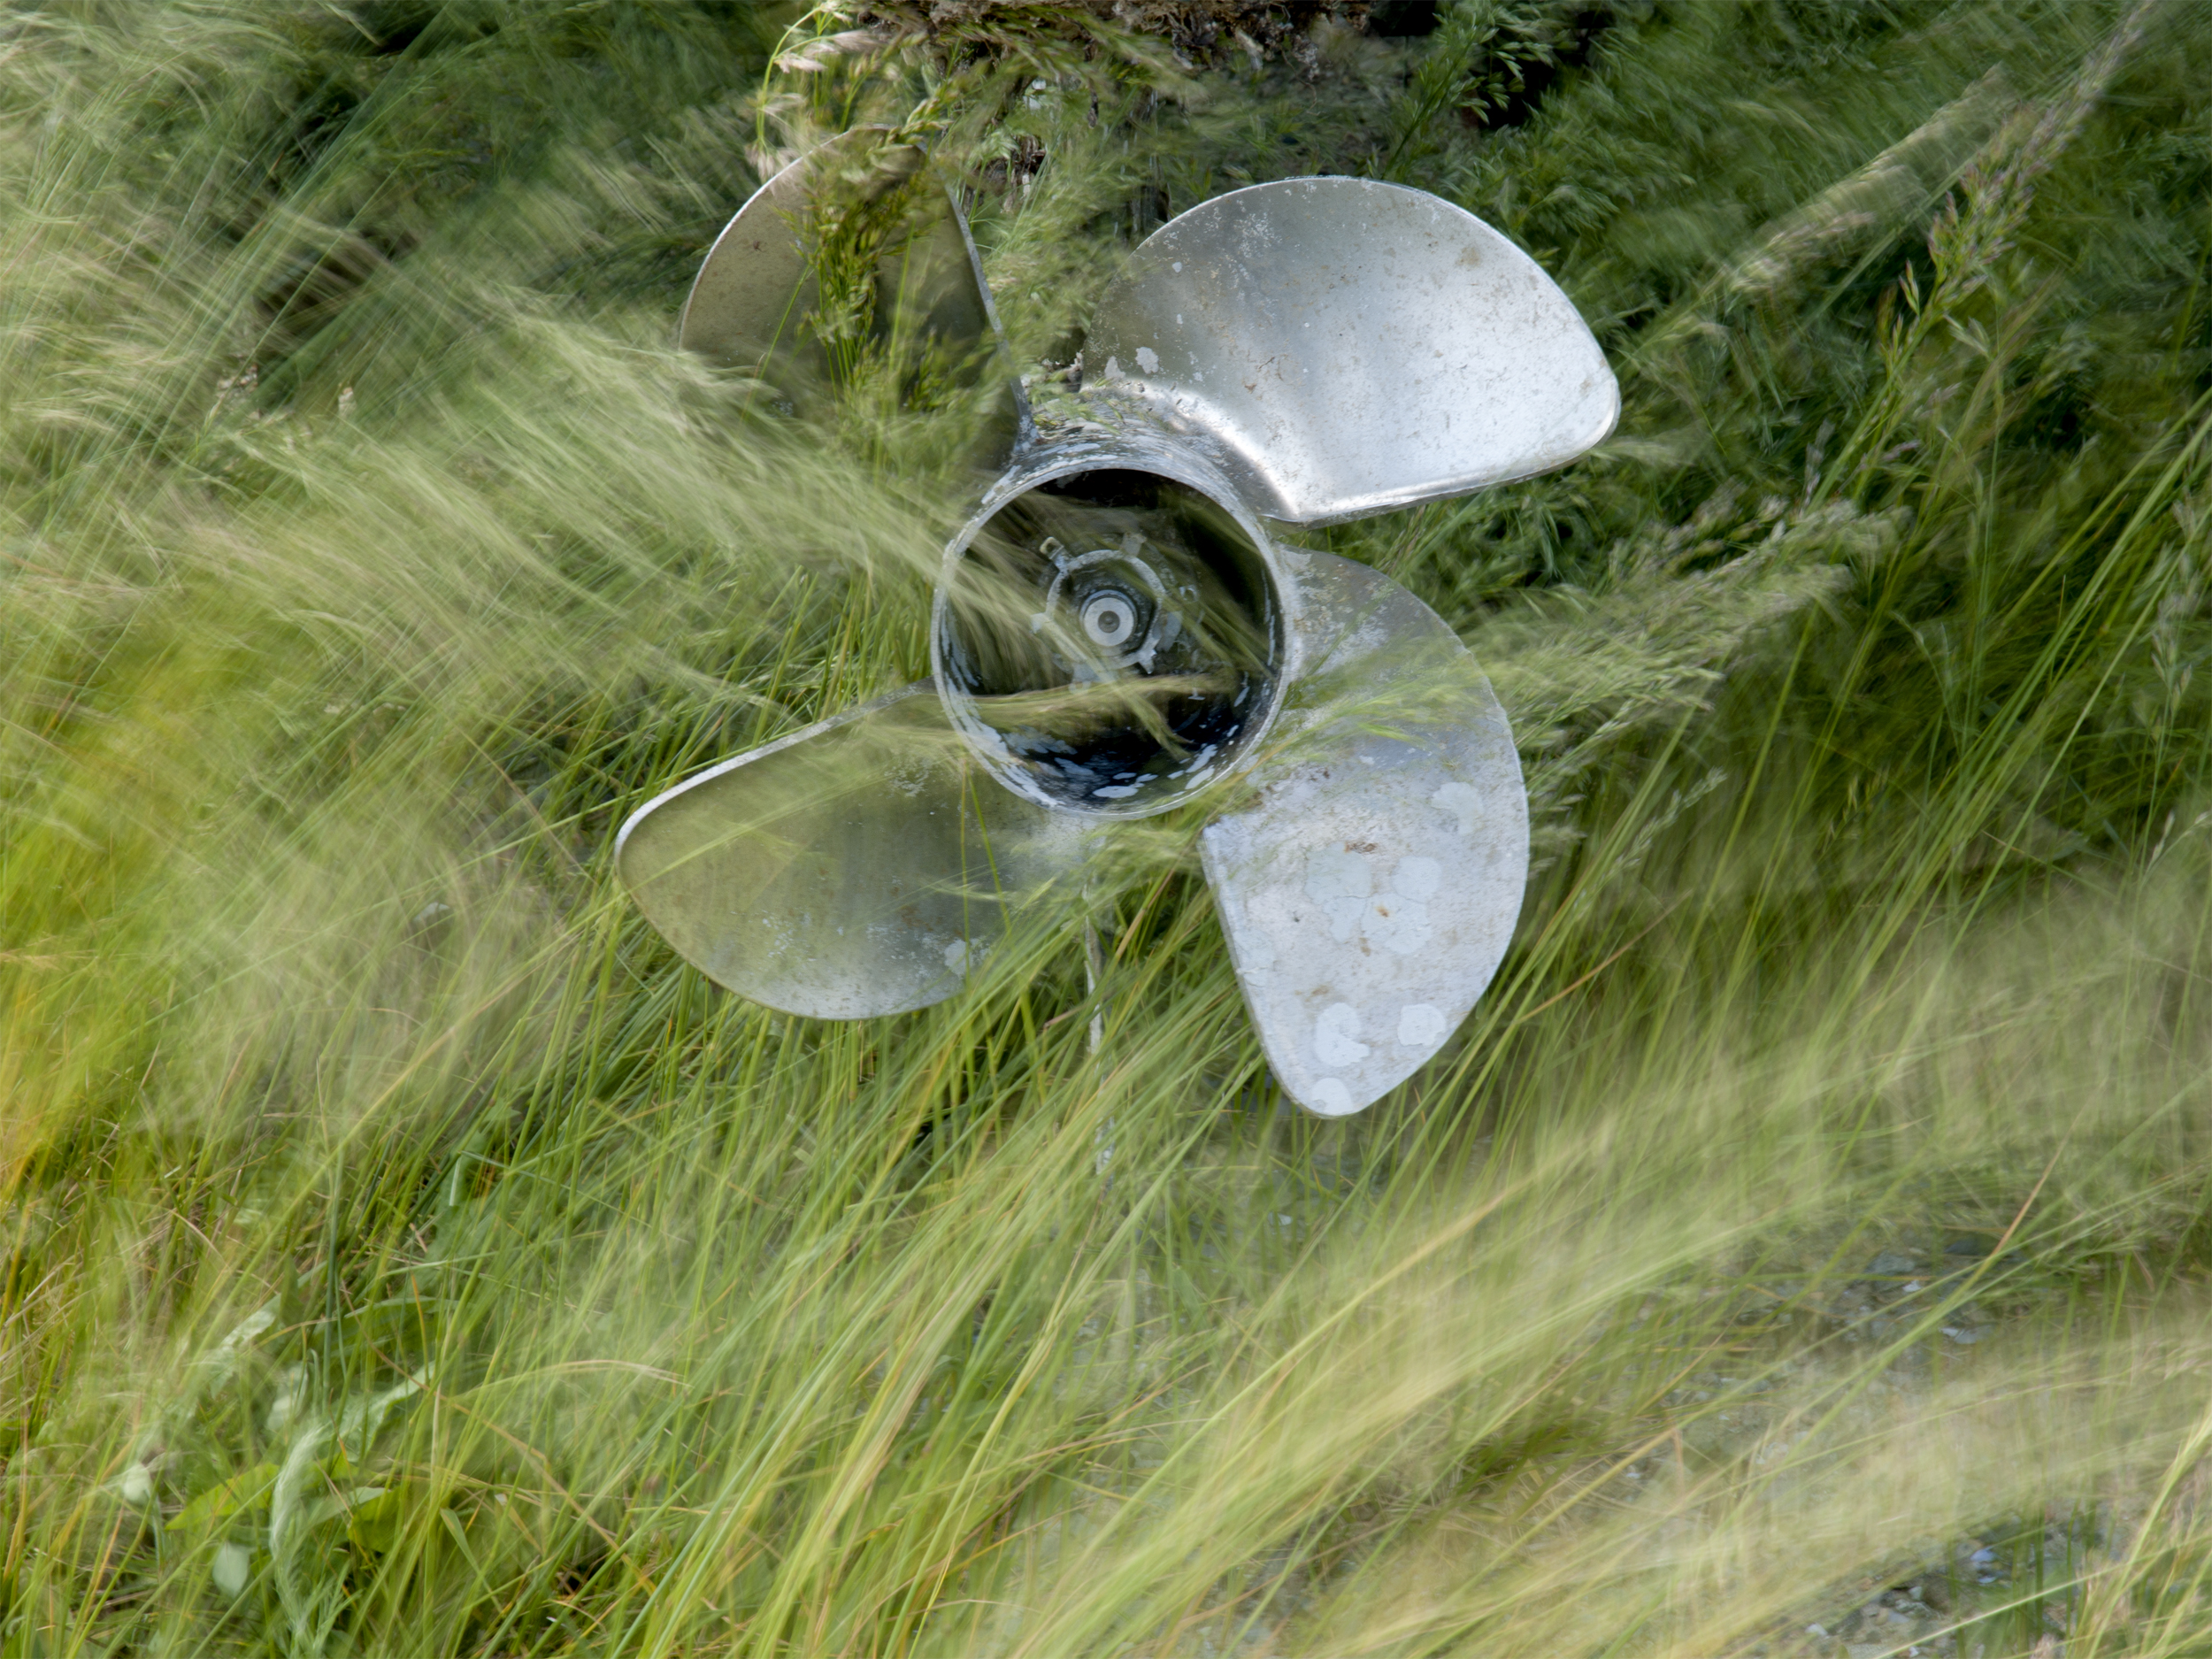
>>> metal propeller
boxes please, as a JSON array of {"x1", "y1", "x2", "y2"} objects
[{"x1": 617, "y1": 131, "x2": 1617, "y2": 1118}]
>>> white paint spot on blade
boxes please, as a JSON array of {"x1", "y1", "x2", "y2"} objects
[
  {"x1": 1307, "y1": 1078, "x2": 1356, "y2": 1117},
  {"x1": 1314, "y1": 1002, "x2": 1369, "y2": 1067},
  {"x1": 1364, "y1": 895, "x2": 1431, "y2": 955},
  {"x1": 1304, "y1": 848, "x2": 1373, "y2": 941},
  {"x1": 1135, "y1": 346, "x2": 1161, "y2": 373},
  {"x1": 1398, "y1": 1002, "x2": 1448, "y2": 1048},
  {"x1": 1392, "y1": 856, "x2": 1442, "y2": 902},
  {"x1": 1239, "y1": 923, "x2": 1278, "y2": 987},
  {"x1": 1362, "y1": 855, "x2": 1441, "y2": 955},
  {"x1": 943, "y1": 939, "x2": 969, "y2": 972},
  {"x1": 1432, "y1": 781, "x2": 1483, "y2": 835}
]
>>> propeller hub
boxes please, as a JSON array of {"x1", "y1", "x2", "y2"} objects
[
  {"x1": 933, "y1": 452, "x2": 1296, "y2": 818},
  {"x1": 1076, "y1": 584, "x2": 1141, "y2": 651}
]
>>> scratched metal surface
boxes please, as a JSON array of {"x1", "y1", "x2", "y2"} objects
[
  {"x1": 1200, "y1": 551, "x2": 1528, "y2": 1116},
  {"x1": 1078, "y1": 177, "x2": 1618, "y2": 526},
  {"x1": 616, "y1": 687, "x2": 1087, "y2": 1019}
]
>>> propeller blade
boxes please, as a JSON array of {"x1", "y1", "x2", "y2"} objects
[
  {"x1": 680, "y1": 127, "x2": 1028, "y2": 451},
  {"x1": 1200, "y1": 553, "x2": 1527, "y2": 1116},
  {"x1": 1079, "y1": 178, "x2": 1617, "y2": 526},
  {"x1": 617, "y1": 687, "x2": 1087, "y2": 1019}
]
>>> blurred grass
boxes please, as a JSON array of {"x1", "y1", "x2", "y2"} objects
[{"x1": 5, "y1": 1, "x2": 2212, "y2": 1655}]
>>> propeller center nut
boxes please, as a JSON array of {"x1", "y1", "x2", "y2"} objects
[
  {"x1": 1043, "y1": 538, "x2": 1168, "y2": 672},
  {"x1": 1080, "y1": 590, "x2": 1137, "y2": 648}
]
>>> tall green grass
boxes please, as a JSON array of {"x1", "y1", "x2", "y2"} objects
[{"x1": 5, "y1": 2, "x2": 2212, "y2": 1655}]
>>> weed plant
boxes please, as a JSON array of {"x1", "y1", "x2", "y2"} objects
[{"x1": 5, "y1": 2, "x2": 2212, "y2": 1655}]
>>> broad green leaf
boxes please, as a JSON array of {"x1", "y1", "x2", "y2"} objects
[{"x1": 166, "y1": 1462, "x2": 278, "y2": 1540}]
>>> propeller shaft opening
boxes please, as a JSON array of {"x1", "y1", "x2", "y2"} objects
[{"x1": 936, "y1": 468, "x2": 1286, "y2": 817}]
